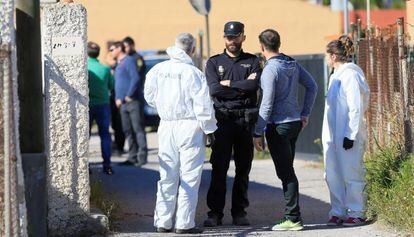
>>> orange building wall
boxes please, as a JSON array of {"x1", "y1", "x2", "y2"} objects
[
  {"x1": 75, "y1": 0, "x2": 341, "y2": 63},
  {"x1": 408, "y1": 0, "x2": 414, "y2": 44}
]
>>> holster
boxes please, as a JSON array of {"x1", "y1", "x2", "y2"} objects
[
  {"x1": 244, "y1": 108, "x2": 259, "y2": 125},
  {"x1": 215, "y1": 108, "x2": 242, "y2": 121},
  {"x1": 215, "y1": 107, "x2": 259, "y2": 125}
]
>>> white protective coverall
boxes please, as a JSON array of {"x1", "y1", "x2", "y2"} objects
[
  {"x1": 144, "y1": 46, "x2": 217, "y2": 229},
  {"x1": 322, "y1": 62, "x2": 370, "y2": 219}
]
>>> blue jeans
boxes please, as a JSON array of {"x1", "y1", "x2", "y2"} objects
[{"x1": 89, "y1": 104, "x2": 112, "y2": 167}]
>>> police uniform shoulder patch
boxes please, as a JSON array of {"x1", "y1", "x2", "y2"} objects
[
  {"x1": 218, "y1": 65, "x2": 225, "y2": 76},
  {"x1": 137, "y1": 59, "x2": 143, "y2": 67}
]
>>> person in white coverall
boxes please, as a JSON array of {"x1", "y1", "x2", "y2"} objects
[
  {"x1": 144, "y1": 33, "x2": 217, "y2": 234},
  {"x1": 322, "y1": 36, "x2": 370, "y2": 227}
]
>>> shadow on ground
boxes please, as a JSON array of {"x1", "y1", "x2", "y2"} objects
[{"x1": 89, "y1": 158, "x2": 335, "y2": 236}]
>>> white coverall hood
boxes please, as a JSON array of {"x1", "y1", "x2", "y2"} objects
[
  {"x1": 166, "y1": 46, "x2": 194, "y2": 65},
  {"x1": 322, "y1": 62, "x2": 370, "y2": 219}
]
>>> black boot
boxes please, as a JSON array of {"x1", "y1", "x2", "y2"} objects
[
  {"x1": 203, "y1": 215, "x2": 222, "y2": 227},
  {"x1": 175, "y1": 227, "x2": 203, "y2": 234},
  {"x1": 233, "y1": 216, "x2": 250, "y2": 226},
  {"x1": 103, "y1": 166, "x2": 114, "y2": 175},
  {"x1": 155, "y1": 227, "x2": 172, "y2": 233}
]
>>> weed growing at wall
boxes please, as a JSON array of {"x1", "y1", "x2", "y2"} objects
[{"x1": 365, "y1": 143, "x2": 414, "y2": 232}]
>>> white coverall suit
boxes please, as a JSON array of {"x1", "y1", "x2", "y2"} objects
[
  {"x1": 144, "y1": 46, "x2": 217, "y2": 229},
  {"x1": 322, "y1": 63, "x2": 370, "y2": 219}
]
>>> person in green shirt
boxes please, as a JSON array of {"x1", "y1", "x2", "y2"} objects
[{"x1": 88, "y1": 42, "x2": 114, "y2": 175}]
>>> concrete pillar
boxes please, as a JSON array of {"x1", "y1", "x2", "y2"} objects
[{"x1": 42, "y1": 3, "x2": 90, "y2": 236}]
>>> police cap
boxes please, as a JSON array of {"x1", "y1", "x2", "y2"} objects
[{"x1": 224, "y1": 21, "x2": 244, "y2": 37}]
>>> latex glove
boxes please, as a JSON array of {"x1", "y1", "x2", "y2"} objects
[{"x1": 343, "y1": 137, "x2": 354, "y2": 150}]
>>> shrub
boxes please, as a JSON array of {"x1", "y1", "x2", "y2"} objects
[{"x1": 365, "y1": 143, "x2": 414, "y2": 232}]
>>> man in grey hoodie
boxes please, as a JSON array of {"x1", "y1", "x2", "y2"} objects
[{"x1": 253, "y1": 29, "x2": 318, "y2": 231}]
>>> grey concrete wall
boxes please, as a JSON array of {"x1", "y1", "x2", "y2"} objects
[
  {"x1": 293, "y1": 54, "x2": 327, "y2": 155},
  {"x1": 42, "y1": 3, "x2": 90, "y2": 236},
  {"x1": 16, "y1": 1, "x2": 48, "y2": 235}
]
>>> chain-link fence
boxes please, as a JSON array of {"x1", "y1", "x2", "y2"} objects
[{"x1": 353, "y1": 18, "x2": 414, "y2": 153}]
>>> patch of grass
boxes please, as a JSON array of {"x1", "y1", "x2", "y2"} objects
[
  {"x1": 313, "y1": 138, "x2": 324, "y2": 162},
  {"x1": 90, "y1": 179, "x2": 121, "y2": 232},
  {"x1": 205, "y1": 147, "x2": 212, "y2": 160},
  {"x1": 365, "y1": 143, "x2": 414, "y2": 232},
  {"x1": 254, "y1": 150, "x2": 271, "y2": 160}
]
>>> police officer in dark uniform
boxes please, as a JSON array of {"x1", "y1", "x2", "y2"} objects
[
  {"x1": 204, "y1": 21, "x2": 262, "y2": 227},
  {"x1": 122, "y1": 36, "x2": 148, "y2": 165},
  {"x1": 123, "y1": 36, "x2": 147, "y2": 84}
]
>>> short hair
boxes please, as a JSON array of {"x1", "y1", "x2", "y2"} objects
[
  {"x1": 87, "y1": 41, "x2": 100, "y2": 58},
  {"x1": 112, "y1": 41, "x2": 125, "y2": 53},
  {"x1": 122, "y1": 36, "x2": 135, "y2": 46},
  {"x1": 175, "y1": 33, "x2": 196, "y2": 55},
  {"x1": 258, "y1": 29, "x2": 281, "y2": 52}
]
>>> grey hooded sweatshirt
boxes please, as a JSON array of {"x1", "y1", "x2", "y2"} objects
[{"x1": 254, "y1": 54, "x2": 318, "y2": 136}]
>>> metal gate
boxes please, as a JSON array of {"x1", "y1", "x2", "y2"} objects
[{"x1": 0, "y1": 43, "x2": 27, "y2": 237}]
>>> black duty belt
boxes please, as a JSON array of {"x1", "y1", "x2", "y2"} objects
[
  {"x1": 215, "y1": 107, "x2": 259, "y2": 125},
  {"x1": 216, "y1": 108, "x2": 245, "y2": 117}
]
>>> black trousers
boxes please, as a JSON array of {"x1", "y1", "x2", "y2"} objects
[
  {"x1": 265, "y1": 121, "x2": 302, "y2": 222},
  {"x1": 207, "y1": 118, "x2": 253, "y2": 219},
  {"x1": 120, "y1": 100, "x2": 148, "y2": 163}
]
